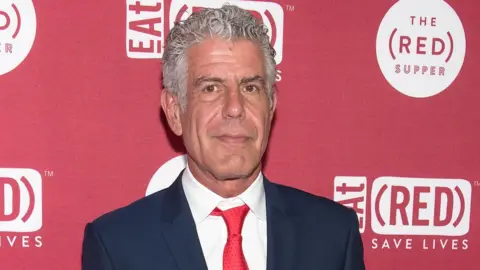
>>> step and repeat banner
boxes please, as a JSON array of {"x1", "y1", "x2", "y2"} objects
[{"x1": 0, "y1": 0, "x2": 478, "y2": 269}]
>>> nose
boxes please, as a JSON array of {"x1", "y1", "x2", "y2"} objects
[{"x1": 222, "y1": 87, "x2": 245, "y2": 119}]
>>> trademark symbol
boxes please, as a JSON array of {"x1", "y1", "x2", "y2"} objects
[
  {"x1": 285, "y1": 5, "x2": 295, "y2": 11},
  {"x1": 474, "y1": 180, "x2": 480, "y2": 187},
  {"x1": 44, "y1": 170, "x2": 54, "y2": 177}
]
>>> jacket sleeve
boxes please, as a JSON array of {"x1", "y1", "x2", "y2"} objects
[
  {"x1": 343, "y1": 209, "x2": 366, "y2": 270},
  {"x1": 81, "y1": 222, "x2": 115, "y2": 270}
]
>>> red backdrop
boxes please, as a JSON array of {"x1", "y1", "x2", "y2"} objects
[{"x1": 0, "y1": 0, "x2": 478, "y2": 269}]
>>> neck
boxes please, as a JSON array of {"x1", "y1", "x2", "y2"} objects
[{"x1": 187, "y1": 157, "x2": 261, "y2": 198}]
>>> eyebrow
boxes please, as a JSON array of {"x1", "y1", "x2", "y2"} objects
[
  {"x1": 239, "y1": 75, "x2": 265, "y2": 86},
  {"x1": 193, "y1": 76, "x2": 225, "y2": 87},
  {"x1": 193, "y1": 75, "x2": 266, "y2": 88}
]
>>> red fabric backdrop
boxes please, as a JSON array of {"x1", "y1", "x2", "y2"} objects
[{"x1": 0, "y1": 0, "x2": 478, "y2": 269}]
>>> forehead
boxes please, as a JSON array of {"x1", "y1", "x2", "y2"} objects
[{"x1": 186, "y1": 38, "x2": 266, "y2": 78}]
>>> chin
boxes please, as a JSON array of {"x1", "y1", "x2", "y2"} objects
[
  {"x1": 212, "y1": 170, "x2": 253, "y2": 181},
  {"x1": 210, "y1": 159, "x2": 259, "y2": 181}
]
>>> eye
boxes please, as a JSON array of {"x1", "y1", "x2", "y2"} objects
[
  {"x1": 244, "y1": 85, "x2": 259, "y2": 93},
  {"x1": 203, "y1": 85, "x2": 217, "y2": 93}
]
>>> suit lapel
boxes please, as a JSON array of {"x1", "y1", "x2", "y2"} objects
[
  {"x1": 264, "y1": 178, "x2": 296, "y2": 270},
  {"x1": 160, "y1": 171, "x2": 208, "y2": 270}
]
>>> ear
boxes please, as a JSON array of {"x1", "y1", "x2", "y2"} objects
[
  {"x1": 160, "y1": 89, "x2": 183, "y2": 136},
  {"x1": 269, "y1": 87, "x2": 277, "y2": 120}
]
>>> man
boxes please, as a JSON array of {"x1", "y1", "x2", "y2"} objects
[{"x1": 82, "y1": 4, "x2": 365, "y2": 270}]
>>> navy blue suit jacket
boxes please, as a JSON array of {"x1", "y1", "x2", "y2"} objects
[{"x1": 81, "y1": 172, "x2": 365, "y2": 270}]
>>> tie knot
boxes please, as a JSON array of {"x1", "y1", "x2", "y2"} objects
[{"x1": 211, "y1": 204, "x2": 250, "y2": 236}]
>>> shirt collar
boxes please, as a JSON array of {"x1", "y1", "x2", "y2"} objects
[{"x1": 182, "y1": 164, "x2": 266, "y2": 224}]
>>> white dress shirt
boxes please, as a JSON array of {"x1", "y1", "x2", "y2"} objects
[{"x1": 182, "y1": 165, "x2": 267, "y2": 270}]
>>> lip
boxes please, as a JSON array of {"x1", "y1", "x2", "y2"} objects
[{"x1": 216, "y1": 135, "x2": 250, "y2": 144}]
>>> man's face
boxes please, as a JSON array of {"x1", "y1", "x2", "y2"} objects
[{"x1": 162, "y1": 38, "x2": 276, "y2": 181}]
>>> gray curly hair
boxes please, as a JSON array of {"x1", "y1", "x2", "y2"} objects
[{"x1": 162, "y1": 4, "x2": 277, "y2": 110}]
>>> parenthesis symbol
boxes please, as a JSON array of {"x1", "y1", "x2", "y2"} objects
[
  {"x1": 389, "y1": 28, "x2": 397, "y2": 60},
  {"x1": 175, "y1": 4, "x2": 189, "y2": 24},
  {"x1": 445, "y1": 31, "x2": 454, "y2": 63},
  {"x1": 375, "y1": 184, "x2": 387, "y2": 226},
  {"x1": 20, "y1": 176, "x2": 35, "y2": 222},
  {"x1": 12, "y1": 4, "x2": 21, "y2": 39},
  {"x1": 452, "y1": 186, "x2": 464, "y2": 227},
  {"x1": 264, "y1": 10, "x2": 276, "y2": 47}
]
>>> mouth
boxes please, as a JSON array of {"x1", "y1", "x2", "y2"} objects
[{"x1": 216, "y1": 135, "x2": 250, "y2": 144}]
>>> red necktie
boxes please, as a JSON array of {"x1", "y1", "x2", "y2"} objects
[{"x1": 211, "y1": 204, "x2": 250, "y2": 270}]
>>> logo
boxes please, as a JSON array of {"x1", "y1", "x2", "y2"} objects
[
  {"x1": 371, "y1": 177, "x2": 471, "y2": 236},
  {"x1": 376, "y1": 0, "x2": 466, "y2": 98},
  {"x1": 146, "y1": 154, "x2": 186, "y2": 196},
  {"x1": 0, "y1": 0, "x2": 36, "y2": 76},
  {"x1": 126, "y1": 0, "x2": 285, "y2": 64},
  {"x1": 0, "y1": 168, "x2": 42, "y2": 232},
  {"x1": 126, "y1": 0, "x2": 164, "y2": 59},
  {"x1": 334, "y1": 176, "x2": 367, "y2": 233},
  {"x1": 334, "y1": 176, "x2": 472, "y2": 250}
]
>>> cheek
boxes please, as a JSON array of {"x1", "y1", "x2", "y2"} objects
[
  {"x1": 247, "y1": 108, "x2": 271, "y2": 143},
  {"x1": 180, "y1": 109, "x2": 198, "y2": 141},
  {"x1": 190, "y1": 106, "x2": 218, "y2": 141}
]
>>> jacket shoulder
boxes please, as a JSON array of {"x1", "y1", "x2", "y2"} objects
[{"x1": 88, "y1": 188, "x2": 168, "y2": 232}]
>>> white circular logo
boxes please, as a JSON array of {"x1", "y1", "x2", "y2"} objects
[
  {"x1": 0, "y1": 0, "x2": 36, "y2": 76},
  {"x1": 376, "y1": 0, "x2": 466, "y2": 98},
  {"x1": 145, "y1": 154, "x2": 187, "y2": 196}
]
